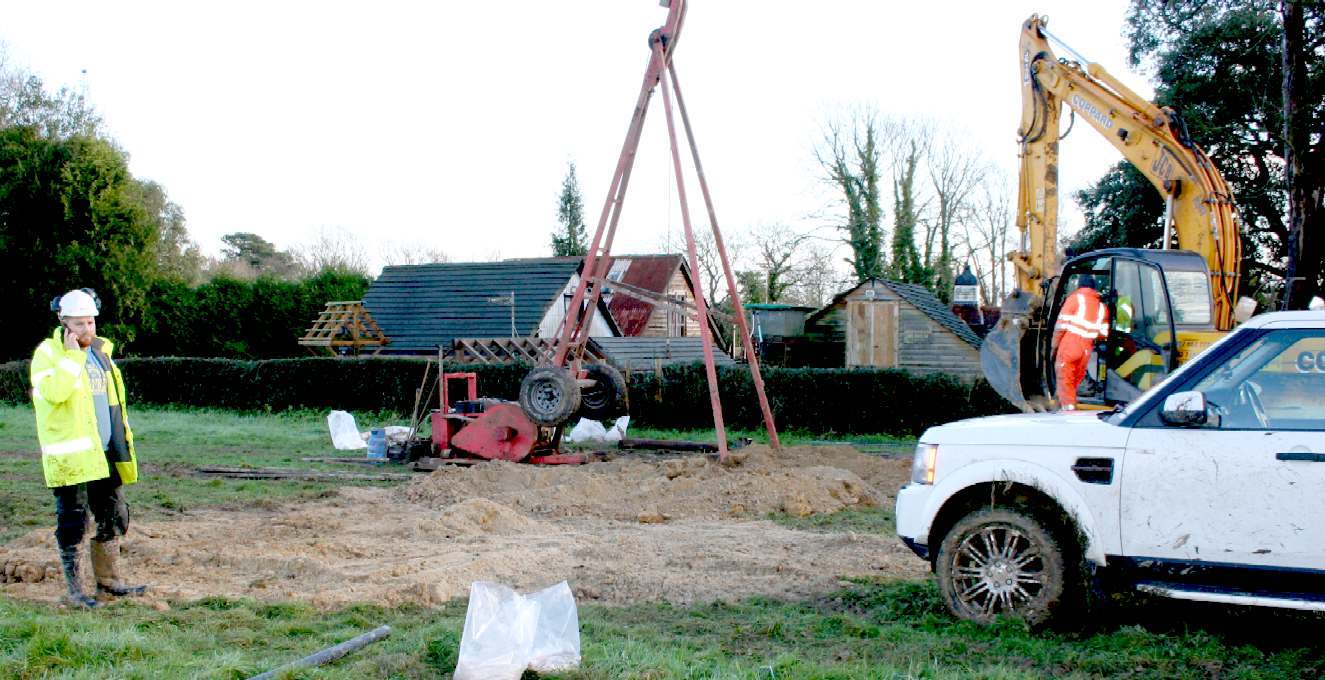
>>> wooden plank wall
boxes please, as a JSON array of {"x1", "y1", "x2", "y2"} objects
[
  {"x1": 641, "y1": 268, "x2": 696, "y2": 338},
  {"x1": 845, "y1": 300, "x2": 899, "y2": 367},
  {"x1": 813, "y1": 283, "x2": 981, "y2": 379}
]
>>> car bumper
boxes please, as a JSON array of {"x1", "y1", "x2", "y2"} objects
[
  {"x1": 895, "y1": 482, "x2": 933, "y2": 559},
  {"x1": 900, "y1": 535, "x2": 929, "y2": 560}
]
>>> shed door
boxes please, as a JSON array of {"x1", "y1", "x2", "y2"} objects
[{"x1": 846, "y1": 300, "x2": 898, "y2": 367}]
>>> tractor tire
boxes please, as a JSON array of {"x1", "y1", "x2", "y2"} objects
[
  {"x1": 518, "y1": 367, "x2": 581, "y2": 427},
  {"x1": 935, "y1": 507, "x2": 1073, "y2": 626},
  {"x1": 578, "y1": 363, "x2": 628, "y2": 421}
]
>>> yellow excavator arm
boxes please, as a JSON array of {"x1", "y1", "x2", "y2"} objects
[
  {"x1": 982, "y1": 14, "x2": 1245, "y2": 412},
  {"x1": 1013, "y1": 14, "x2": 1241, "y2": 329}
]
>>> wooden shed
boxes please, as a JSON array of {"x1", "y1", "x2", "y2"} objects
[{"x1": 805, "y1": 279, "x2": 983, "y2": 379}]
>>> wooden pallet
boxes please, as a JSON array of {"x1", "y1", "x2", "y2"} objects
[
  {"x1": 299, "y1": 301, "x2": 389, "y2": 356},
  {"x1": 448, "y1": 337, "x2": 607, "y2": 365}
]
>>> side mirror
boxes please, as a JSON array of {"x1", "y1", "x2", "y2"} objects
[{"x1": 1161, "y1": 390, "x2": 1208, "y2": 427}]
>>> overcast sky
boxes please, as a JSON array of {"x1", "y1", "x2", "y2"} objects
[{"x1": 1, "y1": 1, "x2": 1149, "y2": 273}]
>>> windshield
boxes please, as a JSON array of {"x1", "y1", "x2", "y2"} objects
[
  {"x1": 1166, "y1": 270, "x2": 1212, "y2": 326},
  {"x1": 1107, "y1": 325, "x2": 1248, "y2": 424}
]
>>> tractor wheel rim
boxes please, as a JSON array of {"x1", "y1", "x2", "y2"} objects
[
  {"x1": 533, "y1": 381, "x2": 561, "y2": 411},
  {"x1": 951, "y1": 525, "x2": 1045, "y2": 617}
]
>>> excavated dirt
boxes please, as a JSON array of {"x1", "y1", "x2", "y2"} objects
[
  {"x1": 404, "y1": 445, "x2": 883, "y2": 521},
  {"x1": 0, "y1": 445, "x2": 925, "y2": 608}
]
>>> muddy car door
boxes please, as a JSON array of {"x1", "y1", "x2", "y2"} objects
[{"x1": 1118, "y1": 325, "x2": 1325, "y2": 570}]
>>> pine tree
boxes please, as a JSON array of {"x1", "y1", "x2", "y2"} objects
[{"x1": 551, "y1": 162, "x2": 588, "y2": 257}]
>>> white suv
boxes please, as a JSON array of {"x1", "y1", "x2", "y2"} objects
[{"x1": 896, "y1": 311, "x2": 1325, "y2": 624}]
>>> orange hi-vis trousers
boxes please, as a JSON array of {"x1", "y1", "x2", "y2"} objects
[{"x1": 1054, "y1": 334, "x2": 1093, "y2": 409}]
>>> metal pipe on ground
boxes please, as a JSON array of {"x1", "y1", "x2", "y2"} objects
[{"x1": 247, "y1": 625, "x2": 392, "y2": 680}]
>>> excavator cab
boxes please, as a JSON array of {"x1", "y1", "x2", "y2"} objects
[
  {"x1": 987, "y1": 249, "x2": 1214, "y2": 411},
  {"x1": 1043, "y1": 251, "x2": 1184, "y2": 409}
]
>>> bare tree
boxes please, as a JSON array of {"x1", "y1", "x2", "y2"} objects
[
  {"x1": 926, "y1": 135, "x2": 987, "y2": 300},
  {"x1": 379, "y1": 240, "x2": 450, "y2": 266},
  {"x1": 788, "y1": 242, "x2": 848, "y2": 307},
  {"x1": 202, "y1": 256, "x2": 260, "y2": 281},
  {"x1": 292, "y1": 226, "x2": 371, "y2": 276},
  {"x1": 749, "y1": 222, "x2": 817, "y2": 303},
  {"x1": 0, "y1": 45, "x2": 101, "y2": 139},
  {"x1": 658, "y1": 228, "x2": 743, "y2": 307},
  {"x1": 959, "y1": 170, "x2": 1015, "y2": 306}
]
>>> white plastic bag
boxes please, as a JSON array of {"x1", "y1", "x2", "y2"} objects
[
  {"x1": 383, "y1": 425, "x2": 413, "y2": 444},
  {"x1": 565, "y1": 415, "x2": 629, "y2": 445},
  {"x1": 565, "y1": 418, "x2": 608, "y2": 444},
  {"x1": 605, "y1": 415, "x2": 630, "y2": 444},
  {"x1": 326, "y1": 410, "x2": 366, "y2": 450},
  {"x1": 454, "y1": 581, "x2": 581, "y2": 680}
]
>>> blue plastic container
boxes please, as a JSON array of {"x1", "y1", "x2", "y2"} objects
[{"x1": 367, "y1": 428, "x2": 387, "y2": 459}]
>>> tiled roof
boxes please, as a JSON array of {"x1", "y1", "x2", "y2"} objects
[
  {"x1": 362, "y1": 259, "x2": 615, "y2": 354},
  {"x1": 591, "y1": 336, "x2": 736, "y2": 372},
  {"x1": 886, "y1": 281, "x2": 983, "y2": 348},
  {"x1": 605, "y1": 254, "x2": 687, "y2": 337}
]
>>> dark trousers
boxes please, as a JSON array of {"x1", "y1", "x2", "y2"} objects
[{"x1": 51, "y1": 465, "x2": 128, "y2": 549}]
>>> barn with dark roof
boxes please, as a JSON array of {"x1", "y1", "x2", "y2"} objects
[
  {"x1": 806, "y1": 278, "x2": 983, "y2": 379},
  {"x1": 361, "y1": 258, "x2": 618, "y2": 355}
]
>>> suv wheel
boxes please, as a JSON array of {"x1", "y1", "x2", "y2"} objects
[{"x1": 936, "y1": 507, "x2": 1069, "y2": 625}]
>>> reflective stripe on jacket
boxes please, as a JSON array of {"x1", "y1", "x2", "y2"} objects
[
  {"x1": 1055, "y1": 289, "x2": 1110, "y2": 341},
  {"x1": 30, "y1": 328, "x2": 137, "y2": 488}
]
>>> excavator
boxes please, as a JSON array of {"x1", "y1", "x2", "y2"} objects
[{"x1": 981, "y1": 14, "x2": 1248, "y2": 412}]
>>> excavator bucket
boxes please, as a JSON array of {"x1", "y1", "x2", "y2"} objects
[{"x1": 980, "y1": 291, "x2": 1036, "y2": 412}]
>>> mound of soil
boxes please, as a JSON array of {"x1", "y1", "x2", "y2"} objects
[{"x1": 404, "y1": 445, "x2": 886, "y2": 521}]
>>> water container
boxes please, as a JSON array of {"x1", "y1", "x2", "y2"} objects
[{"x1": 367, "y1": 428, "x2": 387, "y2": 459}]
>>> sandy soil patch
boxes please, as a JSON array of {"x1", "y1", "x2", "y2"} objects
[{"x1": 1, "y1": 445, "x2": 925, "y2": 608}]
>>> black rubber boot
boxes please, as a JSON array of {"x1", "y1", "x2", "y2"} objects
[
  {"x1": 91, "y1": 538, "x2": 147, "y2": 597},
  {"x1": 59, "y1": 546, "x2": 100, "y2": 609}
]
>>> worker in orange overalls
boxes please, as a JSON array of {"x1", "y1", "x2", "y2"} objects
[{"x1": 1053, "y1": 275, "x2": 1110, "y2": 410}]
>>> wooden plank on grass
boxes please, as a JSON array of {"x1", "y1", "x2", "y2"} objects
[{"x1": 195, "y1": 467, "x2": 412, "y2": 482}]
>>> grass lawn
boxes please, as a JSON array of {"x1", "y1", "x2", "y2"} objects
[
  {"x1": 0, "y1": 405, "x2": 410, "y2": 543},
  {"x1": 3, "y1": 405, "x2": 1323, "y2": 678},
  {"x1": 3, "y1": 579, "x2": 1324, "y2": 679}
]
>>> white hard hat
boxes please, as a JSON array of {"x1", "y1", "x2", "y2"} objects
[
  {"x1": 57, "y1": 289, "x2": 100, "y2": 318},
  {"x1": 1310, "y1": 296, "x2": 1325, "y2": 311}
]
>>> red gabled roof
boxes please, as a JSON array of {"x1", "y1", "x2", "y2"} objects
[{"x1": 606, "y1": 254, "x2": 687, "y2": 337}]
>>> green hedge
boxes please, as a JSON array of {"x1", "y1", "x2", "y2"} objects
[
  {"x1": 0, "y1": 358, "x2": 1012, "y2": 436},
  {"x1": 1, "y1": 357, "x2": 529, "y2": 413},
  {"x1": 625, "y1": 364, "x2": 1011, "y2": 435},
  {"x1": 127, "y1": 271, "x2": 370, "y2": 359},
  {"x1": 7, "y1": 271, "x2": 370, "y2": 363}
]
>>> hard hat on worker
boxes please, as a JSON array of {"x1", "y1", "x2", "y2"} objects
[{"x1": 54, "y1": 289, "x2": 100, "y2": 318}]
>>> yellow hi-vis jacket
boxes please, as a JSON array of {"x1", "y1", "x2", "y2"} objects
[{"x1": 29, "y1": 328, "x2": 138, "y2": 488}]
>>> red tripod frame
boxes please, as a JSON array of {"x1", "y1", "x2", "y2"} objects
[{"x1": 547, "y1": 0, "x2": 780, "y2": 460}]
